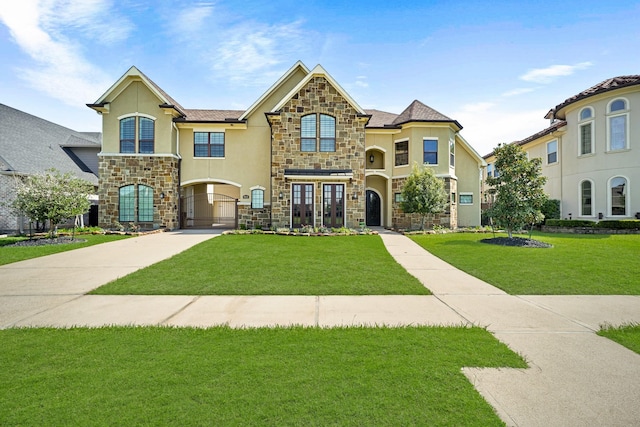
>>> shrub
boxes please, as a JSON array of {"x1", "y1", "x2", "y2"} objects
[
  {"x1": 545, "y1": 219, "x2": 595, "y2": 227},
  {"x1": 541, "y1": 199, "x2": 561, "y2": 222},
  {"x1": 595, "y1": 220, "x2": 640, "y2": 230}
]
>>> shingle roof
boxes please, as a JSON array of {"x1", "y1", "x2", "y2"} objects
[
  {"x1": 180, "y1": 109, "x2": 245, "y2": 122},
  {"x1": 392, "y1": 100, "x2": 460, "y2": 128},
  {"x1": 136, "y1": 68, "x2": 187, "y2": 116},
  {"x1": 553, "y1": 75, "x2": 640, "y2": 117},
  {"x1": 0, "y1": 104, "x2": 100, "y2": 185},
  {"x1": 364, "y1": 109, "x2": 399, "y2": 127}
]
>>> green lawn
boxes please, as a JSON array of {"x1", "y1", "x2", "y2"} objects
[
  {"x1": 92, "y1": 234, "x2": 430, "y2": 295},
  {"x1": 598, "y1": 324, "x2": 640, "y2": 354},
  {"x1": 410, "y1": 232, "x2": 640, "y2": 295},
  {"x1": 0, "y1": 326, "x2": 526, "y2": 426},
  {"x1": 0, "y1": 234, "x2": 131, "y2": 266}
]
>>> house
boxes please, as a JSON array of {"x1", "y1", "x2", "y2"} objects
[
  {"x1": 0, "y1": 104, "x2": 101, "y2": 234},
  {"x1": 88, "y1": 62, "x2": 485, "y2": 231},
  {"x1": 483, "y1": 75, "x2": 640, "y2": 221}
]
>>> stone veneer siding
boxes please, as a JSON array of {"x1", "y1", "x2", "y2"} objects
[
  {"x1": 98, "y1": 156, "x2": 180, "y2": 230},
  {"x1": 0, "y1": 174, "x2": 27, "y2": 233},
  {"x1": 268, "y1": 76, "x2": 366, "y2": 228},
  {"x1": 391, "y1": 176, "x2": 458, "y2": 230},
  {"x1": 237, "y1": 204, "x2": 271, "y2": 229}
]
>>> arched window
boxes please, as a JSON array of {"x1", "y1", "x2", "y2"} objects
[
  {"x1": 251, "y1": 188, "x2": 264, "y2": 209},
  {"x1": 579, "y1": 107, "x2": 593, "y2": 121},
  {"x1": 119, "y1": 185, "x2": 135, "y2": 221},
  {"x1": 300, "y1": 113, "x2": 336, "y2": 152},
  {"x1": 138, "y1": 185, "x2": 154, "y2": 222},
  {"x1": 120, "y1": 117, "x2": 135, "y2": 153},
  {"x1": 608, "y1": 99, "x2": 629, "y2": 151},
  {"x1": 580, "y1": 180, "x2": 593, "y2": 216},
  {"x1": 610, "y1": 177, "x2": 627, "y2": 216},
  {"x1": 139, "y1": 118, "x2": 155, "y2": 154},
  {"x1": 578, "y1": 107, "x2": 594, "y2": 155}
]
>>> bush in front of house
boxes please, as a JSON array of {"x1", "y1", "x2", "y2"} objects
[
  {"x1": 595, "y1": 220, "x2": 640, "y2": 229},
  {"x1": 545, "y1": 219, "x2": 595, "y2": 227}
]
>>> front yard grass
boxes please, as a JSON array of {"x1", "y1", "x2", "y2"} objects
[
  {"x1": 410, "y1": 232, "x2": 640, "y2": 295},
  {"x1": 598, "y1": 324, "x2": 640, "y2": 354},
  {"x1": 0, "y1": 234, "x2": 131, "y2": 266},
  {"x1": 92, "y1": 234, "x2": 430, "y2": 295},
  {"x1": 0, "y1": 326, "x2": 526, "y2": 426}
]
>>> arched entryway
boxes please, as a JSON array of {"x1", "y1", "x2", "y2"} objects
[{"x1": 366, "y1": 190, "x2": 381, "y2": 226}]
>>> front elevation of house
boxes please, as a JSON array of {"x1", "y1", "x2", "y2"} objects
[{"x1": 88, "y1": 62, "x2": 484, "y2": 230}]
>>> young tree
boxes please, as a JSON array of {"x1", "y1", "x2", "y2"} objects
[
  {"x1": 400, "y1": 163, "x2": 449, "y2": 230},
  {"x1": 11, "y1": 169, "x2": 93, "y2": 238},
  {"x1": 486, "y1": 143, "x2": 547, "y2": 238}
]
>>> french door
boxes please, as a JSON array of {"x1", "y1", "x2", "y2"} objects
[
  {"x1": 292, "y1": 184, "x2": 314, "y2": 227},
  {"x1": 323, "y1": 184, "x2": 344, "y2": 228}
]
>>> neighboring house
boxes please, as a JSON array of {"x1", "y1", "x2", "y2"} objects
[
  {"x1": 483, "y1": 75, "x2": 640, "y2": 221},
  {"x1": 88, "y1": 62, "x2": 485, "y2": 231},
  {"x1": 0, "y1": 103, "x2": 101, "y2": 233}
]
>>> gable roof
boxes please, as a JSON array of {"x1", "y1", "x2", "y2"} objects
[
  {"x1": 239, "y1": 61, "x2": 310, "y2": 120},
  {"x1": 0, "y1": 103, "x2": 100, "y2": 184},
  {"x1": 391, "y1": 100, "x2": 462, "y2": 129},
  {"x1": 88, "y1": 66, "x2": 186, "y2": 117},
  {"x1": 552, "y1": 75, "x2": 640, "y2": 119},
  {"x1": 271, "y1": 64, "x2": 367, "y2": 115}
]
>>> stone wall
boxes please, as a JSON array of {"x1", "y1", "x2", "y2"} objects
[
  {"x1": 238, "y1": 204, "x2": 271, "y2": 229},
  {"x1": 268, "y1": 76, "x2": 366, "y2": 228},
  {"x1": 391, "y1": 176, "x2": 458, "y2": 230},
  {"x1": 98, "y1": 156, "x2": 180, "y2": 230},
  {"x1": 0, "y1": 174, "x2": 27, "y2": 233}
]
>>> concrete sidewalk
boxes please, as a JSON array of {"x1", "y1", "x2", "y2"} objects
[{"x1": 1, "y1": 229, "x2": 639, "y2": 426}]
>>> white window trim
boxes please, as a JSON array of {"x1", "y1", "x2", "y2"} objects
[
  {"x1": 578, "y1": 106, "x2": 594, "y2": 121},
  {"x1": 578, "y1": 179, "x2": 595, "y2": 218},
  {"x1": 449, "y1": 139, "x2": 455, "y2": 169},
  {"x1": 250, "y1": 186, "x2": 266, "y2": 209},
  {"x1": 459, "y1": 192, "x2": 474, "y2": 205},
  {"x1": 607, "y1": 175, "x2": 630, "y2": 218},
  {"x1": 546, "y1": 139, "x2": 559, "y2": 165},
  {"x1": 606, "y1": 113, "x2": 630, "y2": 152},
  {"x1": 578, "y1": 120, "x2": 595, "y2": 156},
  {"x1": 423, "y1": 137, "x2": 439, "y2": 166},
  {"x1": 117, "y1": 112, "x2": 157, "y2": 121},
  {"x1": 393, "y1": 138, "x2": 410, "y2": 168}
]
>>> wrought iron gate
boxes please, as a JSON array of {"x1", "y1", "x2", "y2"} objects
[{"x1": 181, "y1": 193, "x2": 238, "y2": 229}]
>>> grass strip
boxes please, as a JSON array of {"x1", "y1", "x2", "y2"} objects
[
  {"x1": 0, "y1": 326, "x2": 525, "y2": 426},
  {"x1": 0, "y1": 234, "x2": 131, "y2": 266},
  {"x1": 92, "y1": 234, "x2": 430, "y2": 295},
  {"x1": 410, "y1": 232, "x2": 640, "y2": 295},
  {"x1": 598, "y1": 324, "x2": 640, "y2": 354}
]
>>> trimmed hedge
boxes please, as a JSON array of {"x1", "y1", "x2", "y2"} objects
[
  {"x1": 545, "y1": 219, "x2": 640, "y2": 229},
  {"x1": 595, "y1": 220, "x2": 640, "y2": 230},
  {"x1": 545, "y1": 219, "x2": 595, "y2": 227}
]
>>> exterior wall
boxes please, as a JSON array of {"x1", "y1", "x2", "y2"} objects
[
  {"x1": 455, "y1": 139, "x2": 482, "y2": 227},
  {"x1": 391, "y1": 176, "x2": 456, "y2": 230},
  {"x1": 98, "y1": 155, "x2": 180, "y2": 229},
  {"x1": 269, "y1": 76, "x2": 366, "y2": 228},
  {"x1": 0, "y1": 174, "x2": 27, "y2": 233},
  {"x1": 237, "y1": 204, "x2": 270, "y2": 229}
]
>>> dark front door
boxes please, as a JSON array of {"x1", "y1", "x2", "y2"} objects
[
  {"x1": 366, "y1": 190, "x2": 381, "y2": 226},
  {"x1": 292, "y1": 184, "x2": 314, "y2": 227},
  {"x1": 323, "y1": 184, "x2": 344, "y2": 228}
]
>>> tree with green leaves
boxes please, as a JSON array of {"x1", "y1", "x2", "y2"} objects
[
  {"x1": 10, "y1": 169, "x2": 93, "y2": 238},
  {"x1": 486, "y1": 143, "x2": 548, "y2": 238},
  {"x1": 400, "y1": 163, "x2": 449, "y2": 230}
]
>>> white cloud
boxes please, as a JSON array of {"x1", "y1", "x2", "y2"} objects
[
  {"x1": 0, "y1": 1, "x2": 128, "y2": 106},
  {"x1": 501, "y1": 87, "x2": 536, "y2": 97},
  {"x1": 354, "y1": 76, "x2": 369, "y2": 88},
  {"x1": 520, "y1": 62, "x2": 593, "y2": 84},
  {"x1": 453, "y1": 102, "x2": 549, "y2": 156},
  {"x1": 175, "y1": 3, "x2": 215, "y2": 35}
]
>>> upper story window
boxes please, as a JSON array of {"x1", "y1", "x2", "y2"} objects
[
  {"x1": 578, "y1": 108, "x2": 594, "y2": 156},
  {"x1": 423, "y1": 139, "x2": 438, "y2": 165},
  {"x1": 301, "y1": 114, "x2": 335, "y2": 152},
  {"x1": 194, "y1": 132, "x2": 225, "y2": 157},
  {"x1": 607, "y1": 98, "x2": 629, "y2": 151},
  {"x1": 119, "y1": 116, "x2": 155, "y2": 154},
  {"x1": 547, "y1": 140, "x2": 558, "y2": 164},
  {"x1": 395, "y1": 140, "x2": 408, "y2": 166},
  {"x1": 487, "y1": 163, "x2": 493, "y2": 178},
  {"x1": 449, "y1": 140, "x2": 455, "y2": 167}
]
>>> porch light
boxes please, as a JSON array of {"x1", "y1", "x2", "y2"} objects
[
  {"x1": 279, "y1": 192, "x2": 284, "y2": 199},
  {"x1": 352, "y1": 193, "x2": 358, "y2": 200},
  {"x1": 369, "y1": 154, "x2": 374, "y2": 164},
  {"x1": 160, "y1": 192, "x2": 165, "y2": 199}
]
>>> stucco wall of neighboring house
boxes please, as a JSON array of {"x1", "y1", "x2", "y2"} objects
[
  {"x1": 455, "y1": 140, "x2": 482, "y2": 227},
  {"x1": 268, "y1": 76, "x2": 367, "y2": 229}
]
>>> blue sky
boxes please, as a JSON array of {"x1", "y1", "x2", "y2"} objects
[{"x1": 1, "y1": 0, "x2": 639, "y2": 155}]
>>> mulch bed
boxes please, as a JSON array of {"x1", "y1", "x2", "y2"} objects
[
  {"x1": 480, "y1": 237, "x2": 552, "y2": 248},
  {"x1": 8, "y1": 237, "x2": 87, "y2": 247}
]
